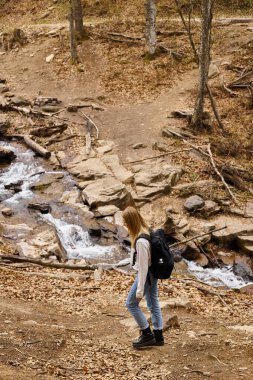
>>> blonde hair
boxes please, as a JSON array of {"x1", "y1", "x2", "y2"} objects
[{"x1": 122, "y1": 206, "x2": 149, "y2": 247}]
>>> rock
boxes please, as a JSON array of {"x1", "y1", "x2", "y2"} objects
[
  {"x1": 184, "y1": 195, "x2": 205, "y2": 212},
  {"x1": 98, "y1": 216, "x2": 117, "y2": 233},
  {"x1": 11, "y1": 96, "x2": 31, "y2": 106},
  {"x1": 237, "y1": 235, "x2": 253, "y2": 256},
  {"x1": 30, "y1": 173, "x2": 64, "y2": 191},
  {"x1": 60, "y1": 190, "x2": 81, "y2": 204},
  {"x1": 41, "y1": 105, "x2": 60, "y2": 113},
  {"x1": 34, "y1": 96, "x2": 61, "y2": 107},
  {"x1": 102, "y1": 155, "x2": 134, "y2": 184},
  {"x1": 60, "y1": 191, "x2": 96, "y2": 222},
  {"x1": 16, "y1": 241, "x2": 40, "y2": 258},
  {"x1": 1, "y1": 207, "x2": 13, "y2": 217},
  {"x1": 28, "y1": 202, "x2": 51, "y2": 213},
  {"x1": 163, "y1": 315, "x2": 180, "y2": 332},
  {"x1": 67, "y1": 157, "x2": 111, "y2": 181},
  {"x1": 114, "y1": 210, "x2": 129, "y2": 240},
  {"x1": 96, "y1": 205, "x2": 119, "y2": 217},
  {"x1": 67, "y1": 105, "x2": 78, "y2": 112},
  {"x1": 217, "y1": 251, "x2": 235, "y2": 266},
  {"x1": 5, "y1": 180, "x2": 23, "y2": 193},
  {"x1": 234, "y1": 254, "x2": 253, "y2": 279},
  {"x1": 229, "y1": 325, "x2": 253, "y2": 334},
  {"x1": 180, "y1": 242, "x2": 200, "y2": 260},
  {"x1": 202, "y1": 200, "x2": 221, "y2": 217},
  {"x1": 174, "y1": 260, "x2": 188, "y2": 272},
  {"x1": 152, "y1": 142, "x2": 170, "y2": 152},
  {"x1": 0, "y1": 223, "x2": 33, "y2": 238},
  {"x1": 239, "y1": 284, "x2": 253, "y2": 295},
  {"x1": 132, "y1": 143, "x2": 146, "y2": 149},
  {"x1": 163, "y1": 211, "x2": 177, "y2": 235},
  {"x1": 230, "y1": 203, "x2": 253, "y2": 218},
  {"x1": 212, "y1": 220, "x2": 253, "y2": 245},
  {"x1": 0, "y1": 146, "x2": 16, "y2": 162},
  {"x1": 46, "y1": 53, "x2": 55, "y2": 63},
  {"x1": 82, "y1": 176, "x2": 133, "y2": 209},
  {"x1": 133, "y1": 159, "x2": 182, "y2": 200},
  {"x1": 196, "y1": 253, "x2": 209, "y2": 267},
  {"x1": 0, "y1": 115, "x2": 11, "y2": 135},
  {"x1": 96, "y1": 140, "x2": 115, "y2": 155},
  {"x1": 158, "y1": 297, "x2": 192, "y2": 309},
  {"x1": 0, "y1": 83, "x2": 9, "y2": 93},
  {"x1": 30, "y1": 227, "x2": 67, "y2": 262}
]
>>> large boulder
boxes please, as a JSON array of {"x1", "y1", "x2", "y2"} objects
[
  {"x1": 30, "y1": 173, "x2": 64, "y2": 191},
  {"x1": 133, "y1": 159, "x2": 182, "y2": 201},
  {"x1": 102, "y1": 155, "x2": 134, "y2": 184},
  {"x1": 0, "y1": 146, "x2": 16, "y2": 162},
  {"x1": 67, "y1": 157, "x2": 111, "y2": 181},
  {"x1": 212, "y1": 220, "x2": 253, "y2": 246},
  {"x1": 82, "y1": 176, "x2": 133, "y2": 209}
]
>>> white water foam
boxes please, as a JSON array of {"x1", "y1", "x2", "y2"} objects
[
  {"x1": 0, "y1": 142, "x2": 44, "y2": 204},
  {"x1": 43, "y1": 214, "x2": 113, "y2": 260},
  {"x1": 186, "y1": 260, "x2": 252, "y2": 289}
]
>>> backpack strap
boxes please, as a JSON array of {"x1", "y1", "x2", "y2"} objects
[
  {"x1": 133, "y1": 234, "x2": 152, "y2": 286},
  {"x1": 134, "y1": 233, "x2": 151, "y2": 249}
]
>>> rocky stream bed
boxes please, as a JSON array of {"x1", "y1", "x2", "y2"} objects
[{"x1": 1, "y1": 135, "x2": 253, "y2": 292}]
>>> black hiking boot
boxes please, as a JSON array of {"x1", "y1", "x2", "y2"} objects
[
  {"x1": 132, "y1": 326, "x2": 156, "y2": 349},
  {"x1": 153, "y1": 329, "x2": 164, "y2": 346}
]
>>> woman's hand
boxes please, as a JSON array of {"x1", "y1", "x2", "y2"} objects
[{"x1": 136, "y1": 296, "x2": 142, "y2": 303}]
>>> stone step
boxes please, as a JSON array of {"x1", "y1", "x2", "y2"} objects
[{"x1": 237, "y1": 235, "x2": 253, "y2": 244}]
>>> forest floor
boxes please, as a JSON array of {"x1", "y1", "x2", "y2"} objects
[
  {"x1": 0, "y1": 265, "x2": 253, "y2": 380},
  {"x1": 1, "y1": 3, "x2": 253, "y2": 379}
]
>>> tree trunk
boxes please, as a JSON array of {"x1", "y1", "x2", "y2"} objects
[
  {"x1": 72, "y1": 0, "x2": 85, "y2": 40},
  {"x1": 145, "y1": 0, "x2": 157, "y2": 56},
  {"x1": 191, "y1": 0, "x2": 213, "y2": 128},
  {"x1": 69, "y1": 1, "x2": 78, "y2": 63}
]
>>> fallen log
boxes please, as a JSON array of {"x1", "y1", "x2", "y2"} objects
[
  {"x1": 23, "y1": 135, "x2": 51, "y2": 158},
  {"x1": 207, "y1": 144, "x2": 238, "y2": 204},
  {"x1": 157, "y1": 30, "x2": 188, "y2": 37},
  {"x1": 80, "y1": 111, "x2": 99, "y2": 139},
  {"x1": 0, "y1": 255, "x2": 98, "y2": 270},
  {"x1": 0, "y1": 265, "x2": 89, "y2": 281},
  {"x1": 30, "y1": 123, "x2": 68, "y2": 138},
  {"x1": 107, "y1": 32, "x2": 143, "y2": 40},
  {"x1": 169, "y1": 226, "x2": 227, "y2": 248},
  {"x1": 215, "y1": 18, "x2": 253, "y2": 26}
]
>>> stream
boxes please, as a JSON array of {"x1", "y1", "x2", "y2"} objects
[{"x1": 0, "y1": 141, "x2": 252, "y2": 289}]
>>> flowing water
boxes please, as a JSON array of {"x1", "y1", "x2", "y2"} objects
[
  {"x1": 43, "y1": 214, "x2": 114, "y2": 260},
  {"x1": 0, "y1": 141, "x2": 252, "y2": 287},
  {"x1": 186, "y1": 260, "x2": 251, "y2": 289}
]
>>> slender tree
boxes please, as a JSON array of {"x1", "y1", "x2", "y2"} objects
[
  {"x1": 145, "y1": 0, "x2": 157, "y2": 57},
  {"x1": 72, "y1": 0, "x2": 86, "y2": 40},
  {"x1": 191, "y1": 0, "x2": 213, "y2": 128},
  {"x1": 69, "y1": 1, "x2": 78, "y2": 63}
]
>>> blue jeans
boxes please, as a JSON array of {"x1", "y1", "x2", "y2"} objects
[{"x1": 126, "y1": 272, "x2": 163, "y2": 330}]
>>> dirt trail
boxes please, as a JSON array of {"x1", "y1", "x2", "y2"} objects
[{"x1": 0, "y1": 267, "x2": 253, "y2": 380}]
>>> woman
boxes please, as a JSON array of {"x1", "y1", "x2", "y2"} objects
[{"x1": 123, "y1": 206, "x2": 164, "y2": 349}]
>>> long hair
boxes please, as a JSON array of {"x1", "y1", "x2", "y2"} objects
[{"x1": 122, "y1": 206, "x2": 149, "y2": 246}]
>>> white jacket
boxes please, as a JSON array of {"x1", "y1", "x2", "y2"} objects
[{"x1": 131, "y1": 238, "x2": 151, "y2": 298}]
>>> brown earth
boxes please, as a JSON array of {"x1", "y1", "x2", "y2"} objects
[
  {"x1": 1, "y1": 3, "x2": 253, "y2": 380},
  {"x1": 0, "y1": 265, "x2": 253, "y2": 380}
]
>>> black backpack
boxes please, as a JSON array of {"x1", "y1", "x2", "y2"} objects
[{"x1": 134, "y1": 229, "x2": 174, "y2": 280}]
